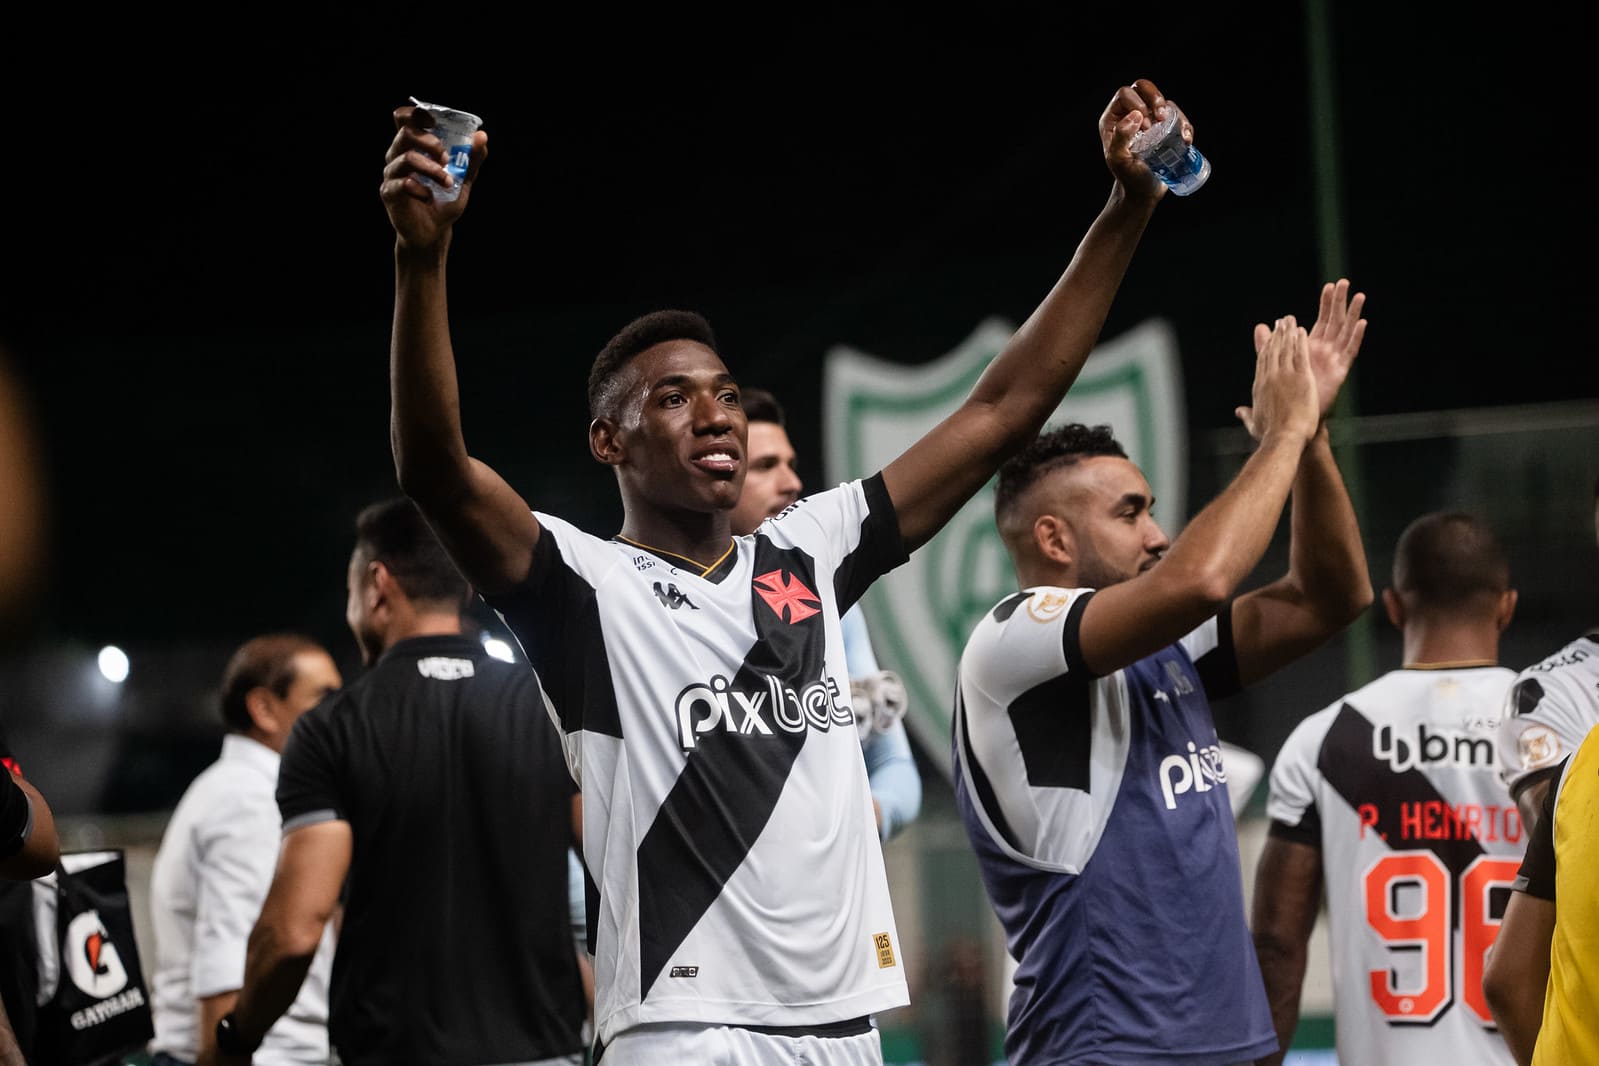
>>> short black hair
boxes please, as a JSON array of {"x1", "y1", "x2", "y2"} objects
[
  {"x1": 1391, "y1": 511, "x2": 1509, "y2": 613},
  {"x1": 355, "y1": 498, "x2": 470, "y2": 608},
  {"x1": 588, "y1": 310, "x2": 719, "y2": 419},
  {"x1": 994, "y1": 423, "x2": 1127, "y2": 525},
  {"x1": 219, "y1": 633, "x2": 322, "y2": 733},
  {"x1": 740, "y1": 387, "x2": 785, "y2": 427}
]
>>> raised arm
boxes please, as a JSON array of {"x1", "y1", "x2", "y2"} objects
[
  {"x1": 381, "y1": 105, "x2": 541, "y2": 597},
  {"x1": 882, "y1": 79, "x2": 1173, "y2": 551},
  {"x1": 1076, "y1": 320, "x2": 1322, "y2": 676},
  {"x1": 1231, "y1": 281, "x2": 1372, "y2": 685}
]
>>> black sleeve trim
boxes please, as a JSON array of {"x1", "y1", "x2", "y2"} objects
[
  {"x1": 1059, "y1": 590, "x2": 1099, "y2": 680},
  {"x1": 1516, "y1": 764, "x2": 1562, "y2": 900},
  {"x1": 275, "y1": 703, "x2": 348, "y2": 827},
  {"x1": 1268, "y1": 813, "x2": 1322, "y2": 849},
  {"x1": 1195, "y1": 604, "x2": 1243, "y2": 701},
  {"x1": 834, "y1": 472, "x2": 912, "y2": 612},
  {"x1": 1509, "y1": 763, "x2": 1562, "y2": 807}
]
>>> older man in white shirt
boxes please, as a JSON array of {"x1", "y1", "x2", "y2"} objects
[{"x1": 148, "y1": 635, "x2": 341, "y2": 1066}]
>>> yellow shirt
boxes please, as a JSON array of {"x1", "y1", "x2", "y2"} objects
[{"x1": 1532, "y1": 724, "x2": 1599, "y2": 1066}]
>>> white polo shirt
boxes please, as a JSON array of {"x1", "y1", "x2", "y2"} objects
[{"x1": 149, "y1": 733, "x2": 334, "y2": 1064}]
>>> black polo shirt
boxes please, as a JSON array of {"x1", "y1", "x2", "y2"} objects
[{"x1": 277, "y1": 634, "x2": 583, "y2": 1065}]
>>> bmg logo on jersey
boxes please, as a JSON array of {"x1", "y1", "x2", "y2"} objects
[
  {"x1": 674, "y1": 673, "x2": 854, "y2": 750},
  {"x1": 1374, "y1": 722, "x2": 1494, "y2": 774},
  {"x1": 1159, "y1": 741, "x2": 1227, "y2": 809}
]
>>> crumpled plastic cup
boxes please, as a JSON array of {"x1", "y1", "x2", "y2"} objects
[{"x1": 409, "y1": 96, "x2": 483, "y2": 203}]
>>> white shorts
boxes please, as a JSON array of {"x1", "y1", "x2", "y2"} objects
[{"x1": 598, "y1": 1021, "x2": 883, "y2": 1066}]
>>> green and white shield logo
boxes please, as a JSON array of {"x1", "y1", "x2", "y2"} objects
[{"x1": 823, "y1": 317, "x2": 1186, "y2": 777}]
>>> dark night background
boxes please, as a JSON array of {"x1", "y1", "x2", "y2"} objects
[{"x1": 2, "y1": 5, "x2": 1595, "y2": 810}]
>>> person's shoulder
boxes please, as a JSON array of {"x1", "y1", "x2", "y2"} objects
[
  {"x1": 1516, "y1": 632, "x2": 1599, "y2": 683},
  {"x1": 163, "y1": 753, "x2": 232, "y2": 822},
  {"x1": 531, "y1": 510, "x2": 615, "y2": 553}
]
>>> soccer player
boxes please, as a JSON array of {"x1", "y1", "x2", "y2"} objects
[
  {"x1": 149, "y1": 635, "x2": 342, "y2": 1066},
  {"x1": 952, "y1": 287, "x2": 1371, "y2": 1064},
  {"x1": 212, "y1": 500, "x2": 586, "y2": 1066},
  {"x1": 1253, "y1": 512, "x2": 1521, "y2": 1066},
  {"x1": 1484, "y1": 723, "x2": 1599, "y2": 1065},
  {"x1": 1495, "y1": 477, "x2": 1599, "y2": 831},
  {"x1": 728, "y1": 387, "x2": 921, "y2": 841},
  {"x1": 382, "y1": 78, "x2": 1185, "y2": 1063}
]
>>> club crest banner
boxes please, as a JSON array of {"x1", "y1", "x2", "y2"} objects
[{"x1": 825, "y1": 318, "x2": 1186, "y2": 777}]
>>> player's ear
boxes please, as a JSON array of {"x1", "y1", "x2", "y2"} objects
[
  {"x1": 1496, "y1": 588, "x2": 1518, "y2": 632},
  {"x1": 368, "y1": 561, "x2": 396, "y2": 612},
  {"x1": 1381, "y1": 587, "x2": 1404, "y2": 629},
  {"x1": 1034, "y1": 515, "x2": 1073, "y2": 567},
  {"x1": 590, "y1": 417, "x2": 624, "y2": 466}
]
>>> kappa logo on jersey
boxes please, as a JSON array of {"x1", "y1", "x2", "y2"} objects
[
  {"x1": 653, "y1": 582, "x2": 699, "y2": 611},
  {"x1": 1163, "y1": 660, "x2": 1195, "y2": 696},
  {"x1": 1159, "y1": 740, "x2": 1228, "y2": 809},
  {"x1": 753, "y1": 569, "x2": 822, "y2": 623},
  {"x1": 1374, "y1": 722, "x2": 1495, "y2": 774},
  {"x1": 65, "y1": 909, "x2": 129, "y2": 998},
  {"x1": 674, "y1": 673, "x2": 854, "y2": 751},
  {"x1": 417, "y1": 656, "x2": 474, "y2": 680}
]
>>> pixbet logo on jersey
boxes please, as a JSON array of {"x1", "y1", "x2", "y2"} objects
[
  {"x1": 674, "y1": 673, "x2": 855, "y2": 751},
  {"x1": 1159, "y1": 741, "x2": 1228, "y2": 809},
  {"x1": 1373, "y1": 722, "x2": 1495, "y2": 774}
]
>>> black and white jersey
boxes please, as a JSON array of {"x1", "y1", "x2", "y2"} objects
[
  {"x1": 488, "y1": 476, "x2": 910, "y2": 1043},
  {"x1": 955, "y1": 588, "x2": 1276, "y2": 1064},
  {"x1": 1268, "y1": 666, "x2": 1520, "y2": 1066},
  {"x1": 1496, "y1": 631, "x2": 1599, "y2": 803}
]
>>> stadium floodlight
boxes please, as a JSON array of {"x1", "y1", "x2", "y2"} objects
[
  {"x1": 482, "y1": 636, "x2": 516, "y2": 663},
  {"x1": 97, "y1": 645, "x2": 130, "y2": 684}
]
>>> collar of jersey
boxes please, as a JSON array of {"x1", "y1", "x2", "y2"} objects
[
  {"x1": 613, "y1": 535, "x2": 739, "y2": 584},
  {"x1": 378, "y1": 633, "x2": 484, "y2": 664}
]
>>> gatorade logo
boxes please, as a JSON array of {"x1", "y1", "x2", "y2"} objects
[{"x1": 64, "y1": 910, "x2": 129, "y2": 998}]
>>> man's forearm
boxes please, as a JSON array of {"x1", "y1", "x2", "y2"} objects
[
  {"x1": 0, "y1": 993, "x2": 24, "y2": 1066},
  {"x1": 970, "y1": 186, "x2": 1157, "y2": 454},
  {"x1": 1156, "y1": 430, "x2": 1310, "y2": 603},
  {"x1": 231, "y1": 922, "x2": 320, "y2": 1051},
  {"x1": 391, "y1": 240, "x2": 471, "y2": 499},
  {"x1": 1252, "y1": 937, "x2": 1308, "y2": 1066},
  {"x1": 1285, "y1": 430, "x2": 1371, "y2": 624}
]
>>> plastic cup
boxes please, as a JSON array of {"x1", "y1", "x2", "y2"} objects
[
  {"x1": 1128, "y1": 102, "x2": 1210, "y2": 197},
  {"x1": 409, "y1": 96, "x2": 482, "y2": 203}
]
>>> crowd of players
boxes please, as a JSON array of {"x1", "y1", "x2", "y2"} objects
[{"x1": 2, "y1": 76, "x2": 1596, "y2": 1066}]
